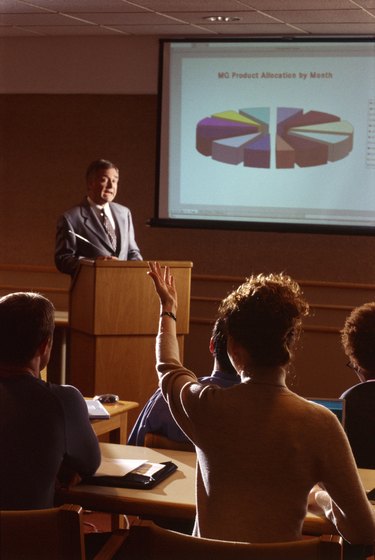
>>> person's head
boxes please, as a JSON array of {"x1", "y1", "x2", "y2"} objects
[
  {"x1": 210, "y1": 317, "x2": 237, "y2": 378},
  {"x1": 341, "y1": 302, "x2": 375, "y2": 381},
  {"x1": 86, "y1": 159, "x2": 119, "y2": 205},
  {"x1": 218, "y1": 273, "x2": 309, "y2": 373},
  {"x1": 0, "y1": 292, "x2": 55, "y2": 370}
]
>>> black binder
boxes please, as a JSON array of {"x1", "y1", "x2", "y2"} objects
[{"x1": 83, "y1": 461, "x2": 177, "y2": 490}]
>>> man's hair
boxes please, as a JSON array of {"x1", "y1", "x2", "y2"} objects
[
  {"x1": 85, "y1": 159, "x2": 118, "y2": 183},
  {"x1": 211, "y1": 317, "x2": 237, "y2": 377},
  {"x1": 341, "y1": 302, "x2": 375, "y2": 372},
  {"x1": 218, "y1": 273, "x2": 309, "y2": 368},
  {"x1": 0, "y1": 292, "x2": 55, "y2": 365}
]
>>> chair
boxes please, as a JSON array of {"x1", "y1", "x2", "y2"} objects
[
  {"x1": 0, "y1": 503, "x2": 125, "y2": 560},
  {"x1": 342, "y1": 382, "x2": 375, "y2": 468},
  {"x1": 117, "y1": 519, "x2": 343, "y2": 560},
  {"x1": 144, "y1": 432, "x2": 195, "y2": 452}
]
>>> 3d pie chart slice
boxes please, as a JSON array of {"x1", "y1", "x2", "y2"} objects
[
  {"x1": 196, "y1": 108, "x2": 270, "y2": 168},
  {"x1": 276, "y1": 108, "x2": 354, "y2": 168},
  {"x1": 196, "y1": 107, "x2": 353, "y2": 169}
]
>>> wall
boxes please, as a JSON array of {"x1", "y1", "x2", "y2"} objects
[
  {"x1": 1, "y1": 36, "x2": 375, "y2": 402},
  {"x1": 0, "y1": 37, "x2": 159, "y2": 94},
  {"x1": 1, "y1": 36, "x2": 374, "y2": 283}
]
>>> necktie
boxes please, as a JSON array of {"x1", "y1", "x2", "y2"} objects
[{"x1": 100, "y1": 209, "x2": 117, "y2": 251}]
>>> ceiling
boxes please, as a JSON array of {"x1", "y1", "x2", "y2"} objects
[{"x1": 1, "y1": 0, "x2": 375, "y2": 37}]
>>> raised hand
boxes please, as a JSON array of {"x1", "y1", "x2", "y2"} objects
[{"x1": 147, "y1": 261, "x2": 177, "y2": 313}]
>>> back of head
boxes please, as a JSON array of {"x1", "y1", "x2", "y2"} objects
[
  {"x1": 341, "y1": 302, "x2": 375, "y2": 374},
  {"x1": 211, "y1": 317, "x2": 237, "y2": 377},
  {"x1": 218, "y1": 273, "x2": 309, "y2": 368},
  {"x1": 85, "y1": 158, "x2": 118, "y2": 183},
  {"x1": 0, "y1": 292, "x2": 55, "y2": 366}
]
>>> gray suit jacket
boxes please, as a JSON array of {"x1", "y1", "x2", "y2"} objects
[{"x1": 55, "y1": 198, "x2": 142, "y2": 276}]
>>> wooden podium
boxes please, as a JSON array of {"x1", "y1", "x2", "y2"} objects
[{"x1": 67, "y1": 260, "x2": 192, "y2": 429}]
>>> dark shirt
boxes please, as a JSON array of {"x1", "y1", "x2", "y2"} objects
[
  {"x1": 340, "y1": 380, "x2": 375, "y2": 469},
  {"x1": 0, "y1": 374, "x2": 100, "y2": 510},
  {"x1": 128, "y1": 370, "x2": 240, "y2": 446}
]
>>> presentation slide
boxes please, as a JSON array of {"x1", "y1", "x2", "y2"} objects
[{"x1": 157, "y1": 40, "x2": 375, "y2": 233}]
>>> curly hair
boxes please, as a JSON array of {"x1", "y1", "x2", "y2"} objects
[
  {"x1": 218, "y1": 273, "x2": 309, "y2": 368},
  {"x1": 341, "y1": 302, "x2": 375, "y2": 372}
]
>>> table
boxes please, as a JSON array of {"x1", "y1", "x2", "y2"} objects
[
  {"x1": 90, "y1": 401, "x2": 139, "y2": 444},
  {"x1": 56, "y1": 443, "x2": 375, "y2": 531},
  {"x1": 56, "y1": 443, "x2": 196, "y2": 519},
  {"x1": 295, "y1": 468, "x2": 375, "y2": 536},
  {"x1": 359, "y1": 469, "x2": 375, "y2": 494}
]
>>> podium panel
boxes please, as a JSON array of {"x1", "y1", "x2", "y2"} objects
[
  {"x1": 68, "y1": 261, "x2": 192, "y2": 430},
  {"x1": 70, "y1": 261, "x2": 191, "y2": 335}
]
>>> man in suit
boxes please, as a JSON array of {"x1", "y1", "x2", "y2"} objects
[{"x1": 55, "y1": 159, "x2": 142, "y2": 276}]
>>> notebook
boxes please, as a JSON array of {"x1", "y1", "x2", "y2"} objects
[
  {"x1": 86, "y1": 399, "x2": 110, "y2": 419},
  {"x1": 308, "y1": 397, "x2": 346, "y2": 427}
]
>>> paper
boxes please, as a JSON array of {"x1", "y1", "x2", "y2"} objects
[
  {"x1": 86, "y1": 399, "x2": 110, "y2": 419},
  {"x1": 94, "y1": 458, "x2": 146, "y2": 477},
  {"x1": 131, "y1": 462, "x2": 166, "y2": 478}
]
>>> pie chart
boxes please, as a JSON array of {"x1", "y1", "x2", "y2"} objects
[{"x1": 196, "y1": 107, "x2": 354, "y2": 169}]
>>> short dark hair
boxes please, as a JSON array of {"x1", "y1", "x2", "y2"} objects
[
  {"x1": 341, "y1": 302, "x2": 375, "y2": 372},
  {"x1": 218, "y1": 273, "x2": 309, "y2": 368},
  {"x1": 0, "y1": 292, "x2": 55, "y2": 365},
  {"x1": 85, "y1": 159, "x2": 118, "y2": 183},
  {"x1": 211, "y1": 317, "x2": 237, "y2": 377}
]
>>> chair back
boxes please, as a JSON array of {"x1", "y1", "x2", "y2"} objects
[
  {"x1": 0, "y1": 504, "x2": 85, "y2": 560},
  {"x1": 343, "y1": 381, "x2": 375, "y2": 468},
  {"x1": 119, "y1": 519, "x2": 343, "y2": 560},
  {"x1": 144, "y1": 432, "x2": 195, "y2": 452}
]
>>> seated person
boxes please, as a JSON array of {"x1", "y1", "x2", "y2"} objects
[
  {"x1": 0, "y1": 292, "x2": 100, "y2": 510},
  {"x1": 147, "y1": 262, "x2": 375, "y2": 545},
  {"x1": 128, "y1": 318, "x2": 240, "y2": 446},
  {"x1": 340, "y1": 302, "x2": 375, "y2": 468}
]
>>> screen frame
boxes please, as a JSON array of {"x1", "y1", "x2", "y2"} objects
[{"x1": 151, "y1": 36, "x2": 375, "y2": 237}]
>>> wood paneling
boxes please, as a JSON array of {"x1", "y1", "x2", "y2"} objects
[
  {"x1": 1, "y1": 94, "x2": 375, "y2": 287},
  {"x1": 1, "y1": 90, "x2": 375, "y2": 420},
  {"x1": 1, "y1": 265, "x2": 374, "y2": 406}
]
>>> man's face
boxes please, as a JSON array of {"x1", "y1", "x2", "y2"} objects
[{"x1": 87, "y1": 167, "x2": 119, "y2": 205}]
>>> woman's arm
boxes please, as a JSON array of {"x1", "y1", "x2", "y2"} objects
[
  {"x1": 147, "y1": 262, "x2": 200, "y2": 438},
  {"x1": 314, "y1": 417, "x2": 375, "y2": 544},
  {"x1": 147, "y1": 261, "x2": 179, "y2": 368}
]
